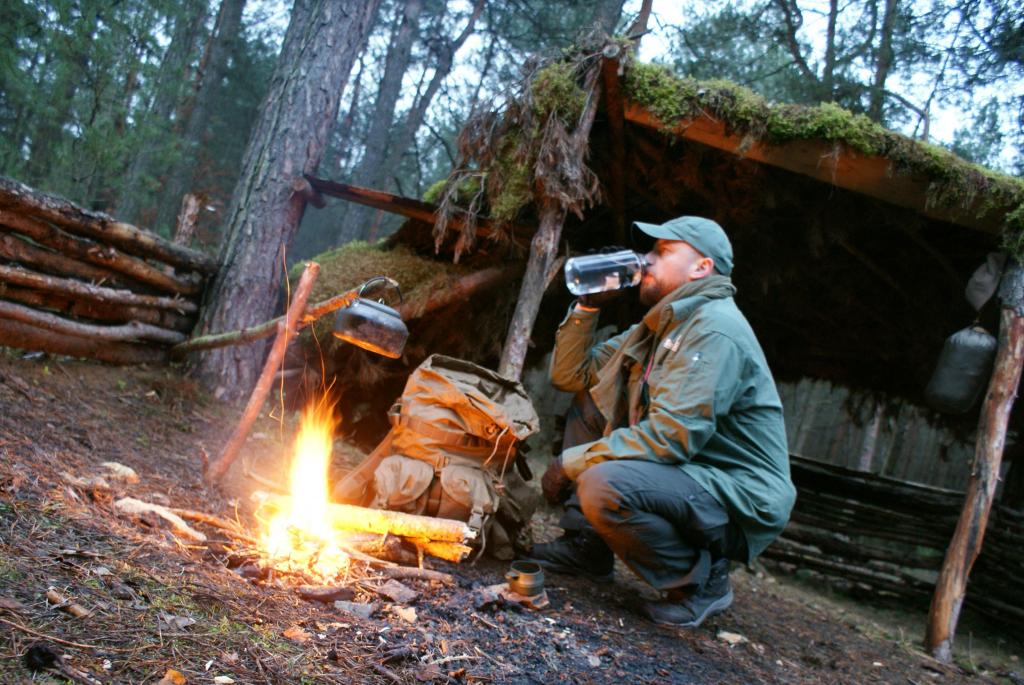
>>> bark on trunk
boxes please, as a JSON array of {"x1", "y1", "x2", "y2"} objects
[
  {"x1": 343, "y1": 0, "x2": 425, "y2": 243},
  {"x1": 154, "y1": 0, "x2": 247, "y2": 234},
  {"x1": 926, "y1": 263, "x2": 1024, "y2": 662},
  {"x1": 498, "y1": 199, "x2": 567, "y2": 379},
  {"x1": 868, "y1": 0, "x2": 899, "y2": 121},
  {"x1": 193, "y1": 0, "x2": 381, "y2": 400}
]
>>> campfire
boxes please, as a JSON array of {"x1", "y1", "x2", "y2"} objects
[{"x1": 261, "y1": 398, "x2": 351, "y2": 580}]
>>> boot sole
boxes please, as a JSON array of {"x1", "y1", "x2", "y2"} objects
[
  {"x1": 647, "y1": 589, "x2": 734, "y2": 628},
  {"x1": 524, "y1": 557, "x2": 614, "y2": 584}
]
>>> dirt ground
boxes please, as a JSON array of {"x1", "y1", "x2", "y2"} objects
[{"x1": 0, "y1": 355, "x2": 1021, "y2": 684}]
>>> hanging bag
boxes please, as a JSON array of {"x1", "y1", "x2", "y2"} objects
[{"x1": 924, "y1": 253, "x2": 1005, "y2": 414}]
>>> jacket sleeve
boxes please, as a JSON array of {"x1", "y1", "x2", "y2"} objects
[
  {"x1": 548, "y1": 304, "x2": 630, "y2": 392},
  {"x1": 561, "y1": 330, "x2": 745, "y2": 479}
]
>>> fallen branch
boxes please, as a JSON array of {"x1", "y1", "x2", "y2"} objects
[
  {"x1": 0, "y1": 284, "x2": 195, "y2": 332},
  {"x1": 170, "y1": 508, "x2": 257, "y2": 544},
  {"x1": 205, "y1": 262, "x2": 321, "y2": 482},
  {"x1": 378, "y1": 565, "x2": 456, "y2": 585},
  {"x1": 114, "y1": 497, "x2": 207, "y2": 542},
  {"x1": 0, "y1": 617, "x2": 132, "y2": 652},
  {"x1": 0, "y1": 229, "x2": 139, "y2": 290}
]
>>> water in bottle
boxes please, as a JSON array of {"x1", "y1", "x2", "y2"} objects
[{"x1": 564, "y1": 249, "x2": 646, "y2": 296}]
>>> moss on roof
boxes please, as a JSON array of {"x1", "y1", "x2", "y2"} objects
[
  {"x1": 292, "y1": 242, "x2": 472, "y2": 340},
  {"x1": 622, "y1": 63, "x2": 1024, "y2": 256}
]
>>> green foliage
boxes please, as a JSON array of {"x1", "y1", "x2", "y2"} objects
[{"x1": 530, "y1": 62, "x2": 586, "y2": 120}]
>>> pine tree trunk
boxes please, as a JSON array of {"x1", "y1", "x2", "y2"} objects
[
  {"x1": 192, "y1": 0, "x2": 381, "y2": 400},
  {"x1": 343, "y1": 0, "x2": 425, "y2": 243},
  {"x1": 154, "y1": 0, "x2": 246, "y2": 235},
  {"x1": 868, "y1": 0, "x2": 899, "y2": 121}
]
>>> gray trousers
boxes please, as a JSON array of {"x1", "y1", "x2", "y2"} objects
[{"x1": 560, "y1": 391, "x2": 747, "y2": 591}]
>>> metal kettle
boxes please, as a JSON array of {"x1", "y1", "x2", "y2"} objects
[{"x1": 332, "y1": 277, "x2": 408, "y2": 359}]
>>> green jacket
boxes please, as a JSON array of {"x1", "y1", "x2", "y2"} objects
[{"x1": 550, "y1": 276, "x2": 795, "y2": 561}]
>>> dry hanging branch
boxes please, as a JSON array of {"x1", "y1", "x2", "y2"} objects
[{"x1": 205, "y1": 262, "x2": 321, "y2": 482}]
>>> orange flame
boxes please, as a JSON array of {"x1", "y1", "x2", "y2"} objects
[{"x1": 262, "y1": 398, "x2": 350, "y2": 579}]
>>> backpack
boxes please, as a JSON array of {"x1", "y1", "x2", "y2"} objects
[{"x1": 367, "y1": 355, "x2": 540, "y2": 559}]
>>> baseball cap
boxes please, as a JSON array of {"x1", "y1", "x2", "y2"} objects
[{"x1": 632, "y1": 216, "x2": 734, "y2": 276}]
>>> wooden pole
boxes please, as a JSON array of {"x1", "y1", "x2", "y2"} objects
[
  {"x1": 0, "y1": 230, "x2": 139, "y2": 290},
  {"x1": 206, "y1": 262, "x2": 320, "y2": 483},
  {"x1": 498, "y1": 67, "x2": 602, "y2": 380},
  {"x1": 0, "y1": 175, "x2": 218, "y2": 274},
  {"x1": 925, "y1": 261, "x2": 1024, "y2": 662}
]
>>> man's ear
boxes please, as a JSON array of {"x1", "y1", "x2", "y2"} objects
[{"x1": 696, "y1": 257, "x2": 714, "y2": 277}]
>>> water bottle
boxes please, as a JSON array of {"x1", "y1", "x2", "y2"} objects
[{"x1": 564, "y1": 249, "x2": 647, "y2": 296}]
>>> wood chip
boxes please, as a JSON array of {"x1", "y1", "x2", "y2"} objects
[
  {"x1": 157, "y1": 669, "x2": 187, "y2": 685},
  {"x1": 100, "y1": 462, "x2": 140, "y2": 484},
  {"x1": 45, "y1": 587, "x2": 91, "y2": 618},
  {"x1": 717, "y1": 630, "x2": 749, "y2": 646},
  {"x1": 282, "y1": 625, "x2": 311, "y2": 643},
  {"x1": 376, "y1": 580, "x2": 418, "y2": 604}
]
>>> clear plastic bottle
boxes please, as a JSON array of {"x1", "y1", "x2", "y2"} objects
[{"x1": 564, "y1": 249, "x2": 646, "y2": 296}]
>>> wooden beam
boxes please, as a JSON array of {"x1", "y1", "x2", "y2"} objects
[
  {"x1": 622, "y1": 103, "x2": 1012, "y2": 235},
  {"x1": 0, "y1": 175, "x2": 218, "y2": 274},
  {"x1": 926, "y1": 261, "x2": 1024, "y2": 662},
  {"x1": 304, "y1": 175, "x2": 526, "y2": 245}
]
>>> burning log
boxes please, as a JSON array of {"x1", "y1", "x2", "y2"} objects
[{"x1": 262, "y1": 494, "x2": 475, "y2": 545}]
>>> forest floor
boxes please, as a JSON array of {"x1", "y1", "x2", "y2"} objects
[{"x1": 0, "y1": 355, "x2": 1021, "y2": 685}]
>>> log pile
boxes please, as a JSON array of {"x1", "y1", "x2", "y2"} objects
[
  {"x1": 0, "y1": 177, "x2": 216, "y2": 363},
  {"x1": 764, "y1": 455, "x2": 1024, "y2": 628}
]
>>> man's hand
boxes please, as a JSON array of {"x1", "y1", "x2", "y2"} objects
[{"x1": 541, "y1": 457, "x2": 573, "y2": 505}]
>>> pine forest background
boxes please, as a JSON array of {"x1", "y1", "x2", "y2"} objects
[{"x1": 1, "y1": 0, "x2": 1020, "y2": 265}]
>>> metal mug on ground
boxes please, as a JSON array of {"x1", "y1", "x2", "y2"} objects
[{"x1": 505, "y1": 561, "x2": 545, "y2": 597}]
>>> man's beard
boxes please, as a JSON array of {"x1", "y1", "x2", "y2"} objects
[{"x1": 639, "y1": 279, "x2": 661, "y2": 307}]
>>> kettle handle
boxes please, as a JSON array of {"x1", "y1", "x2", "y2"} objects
[{"x1": 358, "y1": 276, "x2": 403, "y2": 304}]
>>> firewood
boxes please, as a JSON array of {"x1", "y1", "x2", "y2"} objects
[
  {"x1": 114, "y1": 497, "x2": 207, "y2": 542},
  {"x1": 263, "y1": 494, "x2": 475, "y2": 544},
  {"x1": 0, "y1": 299, "x2": 186, "y2": 345},
  {"x1": 0, "y1": 263, "x2": 197, "y2": 312},
  {"x1": 0, "y1": 175, "x2": 217, "y2": 274}
]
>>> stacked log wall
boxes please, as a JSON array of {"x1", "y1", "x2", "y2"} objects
[
  {"x1": 765, "y1": 455, "x2": 1024, "y2": 630},
  {"x1": 0, "y1": 177, "x2": 216, "y2": 364}
]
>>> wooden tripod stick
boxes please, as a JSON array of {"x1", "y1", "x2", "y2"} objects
[{"x1": 206, "y1": 262, "x2": 321, "y2": 482}]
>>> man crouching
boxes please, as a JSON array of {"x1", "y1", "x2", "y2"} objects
[{"x1": 526, "y1": 216, "x2": 796, "y2": 628}]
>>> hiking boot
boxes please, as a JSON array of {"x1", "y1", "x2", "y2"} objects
[
  {"x1": 642, "y1": 559, "x2": 733, "y2": 627},
  {"x1": 524, "y1": 529, "x2": 614, "y2": 583}
]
